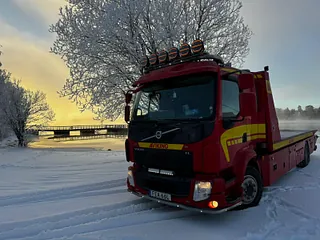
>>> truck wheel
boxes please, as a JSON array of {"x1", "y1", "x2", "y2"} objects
[
  {"x1": 238, "y1": 166, "x2": 263, "y2": 210},
  {"x1": 297, "y1": 142, "x2": 310, "y2": 168}
]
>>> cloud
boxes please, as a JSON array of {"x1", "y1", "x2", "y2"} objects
[
  {"x1": 12, "y1": 0, "x2": 66, "y2": 26},
  {"x1": 273, "y1": 84, "x2": 320, "y2": 109},
  {"x1": 3, "y1": 0, "x2": 318, "y2": 124},
  {"x1": 0, "y1": 19, "x2": 107, "y2": 125}
]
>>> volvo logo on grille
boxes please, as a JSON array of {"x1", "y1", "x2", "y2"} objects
[{"x1": 155, "y1": 131, "x2": 162, "y2": 139}]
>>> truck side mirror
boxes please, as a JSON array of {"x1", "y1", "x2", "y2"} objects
[
  {"x1": 238, "y1": 73, "x2": 255, "y2": 90},
  {"x1": 124, "y1": 105, "x2": 131, "y2": 122},
  {"x1": 125, "y1": 92, "x2": 133, "y2": 104},
  {"x1": 239, "y1": 92, "x2": 257, "y2": 116}
]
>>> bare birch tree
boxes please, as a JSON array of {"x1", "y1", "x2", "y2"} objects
[
  {"x1": 50, "y1": 0, "x2": 252, "y2": 121},
  {"x1": 0, "y1": 72, "x2": 55, "y2": 147},
  {"x1": 0, "y1": 49, "x2": 10, "y2": 140}
]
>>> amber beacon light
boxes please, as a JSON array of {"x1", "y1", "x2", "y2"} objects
[
  {"x1": 149, "y1": 53, "x2": 159, "y2": 65},
  {"x1": 179, "y1": 43, "x2": 191, "y2": 57},
  {"x1": 191, "y1": 39, "x2": 205, "y2": 54},
  {"x1": 158, "y1": 50, "x2": 169, "y2": 64},
  {"x1": 168, "y1": 47, "x2": 180, "y2": 61},
  {"x1": 140, "y1": 55, "x2": 149, "y2": 68}
]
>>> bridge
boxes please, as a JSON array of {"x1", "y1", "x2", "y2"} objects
[
  {"x1": 34, "y1": 125, "x2": 128, "y2": 137},
  {"x1": 48, "y1": 133, "x2": 127, "y2": 142}
]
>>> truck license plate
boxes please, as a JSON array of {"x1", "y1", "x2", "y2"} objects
[{"x1": 149, "y1": 190, "x2": 172, "y2": 201}]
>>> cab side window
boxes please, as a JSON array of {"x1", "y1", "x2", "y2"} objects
[{"x1": 222, "y1": 80, "x2": 240, "y2": 118}]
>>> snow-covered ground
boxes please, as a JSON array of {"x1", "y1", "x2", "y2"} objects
[
  {"x1": 0, "y1": 121, "x2": 320, "y2": 240},
  {"x1": 1, "y1": 147, "x2": 320, "y2": 239}
]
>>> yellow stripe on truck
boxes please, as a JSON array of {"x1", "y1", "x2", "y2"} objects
[
  {"x1": 221, "y1": 68, "x2": 240, "y2": 74},
  {"x1": 220, "y1": 124, "x2": 266, "y2": 162},
  {"x1": 273, "y1": 132, "x2": 314, "y2": 151},
  {"x1": 138, "y1": 142, "x2": 184, "y2": 150},
  {"x1": 248, "y1": 134, "x2": 267, "y2": 141},
  {"x1": 266, "y1": 80, "x2": 272, "y2": 94}
]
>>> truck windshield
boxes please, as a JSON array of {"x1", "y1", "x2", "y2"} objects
[{"x1": 131, "y1": 74, "x2": 216, "y2": 121}]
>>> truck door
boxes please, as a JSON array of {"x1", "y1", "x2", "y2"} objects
[{"x1": 220, "y1": 78, "x2": 251, "y2": 163}]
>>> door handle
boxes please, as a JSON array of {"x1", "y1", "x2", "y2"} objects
[{"x1": 242, "y1": 133, "x2": 247, "y2": 143}]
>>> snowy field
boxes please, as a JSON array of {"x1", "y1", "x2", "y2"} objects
[{"x1": 0, "y1": 121, "x2": 320, "y2": 240}]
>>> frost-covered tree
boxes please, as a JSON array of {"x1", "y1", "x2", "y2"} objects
[
  {"x1": 50, "y1": 0, "x2": 252, "y2": 121},
  {"x1": 0, "y1": 73, "x2": 55, "y2": 146},
  {"x1": 0, "y1": 48, "x2": 10, "y2": 140}
]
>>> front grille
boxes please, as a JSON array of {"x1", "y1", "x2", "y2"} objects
[
  {"x1": 133, "y1": 148, "x2": 193, "y2": 196},
  {"x1": 133, "y1": 148, "x2": 194, "y2": 177},
  {"x1": 135, "y1": 170, "x2": 191, "y2": 197}
]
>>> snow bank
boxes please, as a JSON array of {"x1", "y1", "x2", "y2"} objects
[{"x1": 0, "y1": 135, "x2": 17, "y2": 148}]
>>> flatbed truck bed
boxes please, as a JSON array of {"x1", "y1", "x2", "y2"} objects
[
  {"x1": 273, "y1": 130, "x2": 317, "y2": 151},
  {"x1": 280, "y1": 130, "x2": 317, "y2": 140}
]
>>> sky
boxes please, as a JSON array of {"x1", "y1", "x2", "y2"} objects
[{"x1": 0, "y1": 0, "x2": 319, "y2": 125}]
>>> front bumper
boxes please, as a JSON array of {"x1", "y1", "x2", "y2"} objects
[
  {"x1": 127, "y1": 166, "x2": 243, "y2": 214},
  {"x1": 128, "y1": 189, "x2": 242, "y2": 214}
]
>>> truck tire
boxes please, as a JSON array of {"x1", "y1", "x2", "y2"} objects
[
  {"x1": 237, "y1": 166, "x2": 263, "y2": 210},
  {"x1": 297, "y1": 142, "x2": 310, "y2": 168}
]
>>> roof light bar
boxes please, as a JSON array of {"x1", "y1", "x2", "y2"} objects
[{"x1": 139, "y1": 39, "x2": 226, "y2": 73}]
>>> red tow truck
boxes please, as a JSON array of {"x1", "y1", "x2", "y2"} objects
[{"x1": 124, "y1": 40, "x2": 318, "y2": 213}]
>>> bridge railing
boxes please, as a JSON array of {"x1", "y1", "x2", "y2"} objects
[{"x1": 35, "y1": 124, "x2": 128, "y2": 131}]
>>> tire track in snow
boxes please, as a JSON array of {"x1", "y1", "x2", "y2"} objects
[
  {"x1": 0, "y1": 198, "x2": 194, "y2": 240},
  {"x1": 0, "y1": 151, "x2": 49, "y2": 169},
  {"x1": 241, "y1": 189, "x2": 320, "y2": 239},
  {"x1": 0, "y1": 178, "x2": 126, "y2": 207},
  {"x1": 263, "y1": 167, "x2": 320, "y2": 196},
  {"x1": 296, "y1": 169, "x2": 320, "y2": 180},
  {"x1": 264, "y1": 182, "x2": 320, "y2": 195},
  {"x1": 243, "y1": 195, "x2": 285, "y2": 240},
  {"x1": 50, "y1": 209, "x2": 196, "y2": 240},
  {"x1": 262, "y1": 196, "x2": 320, "y2": 239}
]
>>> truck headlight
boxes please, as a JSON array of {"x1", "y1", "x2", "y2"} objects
[
  {"x1": 193, "y1": 181, "x2": 212, "y2": 202},
  {"x1": 127, "y1": 170, "x2": 135, "y2": 187}
]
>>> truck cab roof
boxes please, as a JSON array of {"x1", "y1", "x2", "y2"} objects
[{"x1": 133, "y1": 51, "x2": 245, "y2": 88}]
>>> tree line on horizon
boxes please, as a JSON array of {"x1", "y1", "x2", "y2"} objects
[{"x1": 276, "y1": 105, "x2": 320, "y2": 120}]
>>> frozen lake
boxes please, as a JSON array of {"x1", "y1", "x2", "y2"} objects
[{"x1": 29, "y1": 135, "x2": 126, "y2": 151}]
